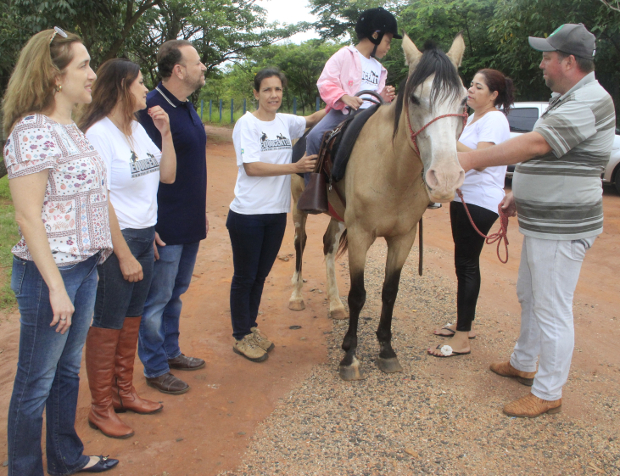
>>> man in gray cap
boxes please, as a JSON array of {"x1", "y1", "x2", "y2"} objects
[{"x1": 458, "y1": 23, "x2": 616, "y2": 418}]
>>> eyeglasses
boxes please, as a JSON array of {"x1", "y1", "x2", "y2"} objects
[{"x1": 49, "y1": 26, "x2": 67, "y2": 44}]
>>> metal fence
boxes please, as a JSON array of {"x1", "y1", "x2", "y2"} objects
[{"x1": 198, "y1": 97, "x2": 323, "y2": 123}]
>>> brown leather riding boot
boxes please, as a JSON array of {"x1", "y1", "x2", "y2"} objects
[
  {"x1": 112, "y1": 317, "x2": 163, "y2": 415},
  {"x1": 85, "y1": 327, "x2": 134, "y2": 439}
]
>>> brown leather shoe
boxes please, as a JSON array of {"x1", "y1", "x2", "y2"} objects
[
  {"x1": 490, "y1": 361, "x2": 536, "y2": 386},
  {"x1": 146, "y1": 372, "x2": 189, "y2": 395},
  {"x1": 112, "y1": 317, "x2": 163, "y2": 415},
  {"x1": 85, "y1": 327, "x2": 134, "y2": 439},
  {"x1": 503, "y1": 392, "x2": 562, "y2": 418},
  {"x1": 168, "y1": 353, "x2": 205, "y2": 371}
]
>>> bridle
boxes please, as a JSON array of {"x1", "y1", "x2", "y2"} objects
[{"x1": 406, "y1": 106, "x2": 468, "y2": 156}]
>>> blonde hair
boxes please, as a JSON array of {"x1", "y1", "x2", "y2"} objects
[{"x1": 2, "y1": 28, "x2": 82, "y2": 137}]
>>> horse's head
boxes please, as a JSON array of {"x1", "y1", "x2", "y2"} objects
[{"x1": 400, "y1": 33, "x2": 467, "y2": 202}]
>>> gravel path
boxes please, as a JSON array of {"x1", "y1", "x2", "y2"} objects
[{"x1": 219, "y1": 241, "x2": 620, "y2": 476}]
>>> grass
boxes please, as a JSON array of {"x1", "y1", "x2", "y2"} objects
[{"x1": 0, "y1": 174, "x2": 18, "y2": 309}]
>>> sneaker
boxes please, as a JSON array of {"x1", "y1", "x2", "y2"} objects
[
  {"x1": 233, "y1": 334, "x2": 268, "y2": 362},
  {"x1": 251, "y1": 327, "x2": 275, "y2": 352}
]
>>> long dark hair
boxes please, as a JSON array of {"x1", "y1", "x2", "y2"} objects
[
  {"x1": 79, "y1": 58, "x2": 141, "y2": 135},
  {"x1": 476, "y1": 68, "x2": 515, "y2": 115}
]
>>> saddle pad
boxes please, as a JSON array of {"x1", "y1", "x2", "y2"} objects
[{"x1": 331, "y1": 105, "x2": 380, "y2": 183}]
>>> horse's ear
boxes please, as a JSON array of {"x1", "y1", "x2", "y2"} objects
[
  {"x1": 446, "y1": 32, "x2": 466, "y2": 68},
  {"x1": 402, "y1": 33, "x2": 422, "y2": 71}
]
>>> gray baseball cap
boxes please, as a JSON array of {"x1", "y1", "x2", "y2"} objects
[{"x1": 528, "y1": 23, "x2": 596, "y2": 59}]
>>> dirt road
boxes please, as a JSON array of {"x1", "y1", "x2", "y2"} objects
[{"x1": 0, "y1": 126, "x2": 618, "y2": 475}]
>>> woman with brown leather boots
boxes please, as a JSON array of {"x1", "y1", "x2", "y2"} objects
[{"x1": 79, "y1": 58, "x2": 177, "y2": 438}]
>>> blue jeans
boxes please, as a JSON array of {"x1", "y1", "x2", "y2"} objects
[
  {"x1": 93, "y1": 227, "x2": 155, "y2": 329},
  {"x1": 226, "y1": 210, "x2": 287, "y2": 340},
  {"x1": 138, "y1": 241, "x2": 200, "y2": 378},
  {"x1": 8, "y1": 254, "x2": 99, "y2": 476}
]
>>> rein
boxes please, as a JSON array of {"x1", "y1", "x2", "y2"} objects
[
  {"x1": 406, "y1": 107, "x2": 468, "y2": 156},
  {"x1": 456, "y1": 189, "x2": 510, "y2": 264}
]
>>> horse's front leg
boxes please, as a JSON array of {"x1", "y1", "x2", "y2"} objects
[
  {"x1": 323, "y1": 219, "x2": 347, "y2": 319},
  {"x1": 376, "y1": 233, "x2": 417, "y2": 374},
  {"x1": 289, "y1": 175, "x2": 308, "y2": 311},
  {"x1": 340, "y1": 230, "x2": 373, "y2": 381}
]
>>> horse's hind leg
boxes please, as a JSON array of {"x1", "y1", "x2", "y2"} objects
[
  {"x1": 323, "y1": 219, "x2": 347, "y2": 319},
  {"x1": 376, "y1": 233, "x2": 417, "y2": 374},
  {"x1": 339, "y1": 229, "x2": 373, "y2": 381},
  {"x1": 289, "y1": 175, "x2": 308, "y2": 311}
]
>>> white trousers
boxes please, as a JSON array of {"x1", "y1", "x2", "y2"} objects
[{"x1": 509, "y1": 235, "x2": 595, "y2": 401}]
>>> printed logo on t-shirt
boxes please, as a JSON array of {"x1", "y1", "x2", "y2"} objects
[
  {"x1": 130, "y1": 152, "x2": 159, "y2": 178},
  {"x1": 260, "y1": 131, "x2": 292, "y2": 152},
  {"x1": 361, "y1": 70, "x2": 379, "y2": 85}
]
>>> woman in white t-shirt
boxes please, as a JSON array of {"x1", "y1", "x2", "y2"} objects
[
  {"x1": 228, "y1": 68, "x2": 325, "y2": 362},
  {"x1": 429, "y1": 69, "x2": 514, "y2": 358},
  {"x1": 79, "y1": 58, "x2": 176, "y2": 438}
]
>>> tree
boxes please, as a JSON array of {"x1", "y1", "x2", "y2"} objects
[
  {"x1": 489, "y1": 0, "x2": 620, "y2": 107},
  {"x1": 309, "y1": 0, "x2": 405, "y2": 40},
  {"x1": 199, "y1": 39, "x2": 343, "y2": 114},
  {"x1": 0, "y1": 0, "x2": 306, "y2": 176},
  {"x1": 383, "y1": 0, "x2": 498, "y2": 88}
]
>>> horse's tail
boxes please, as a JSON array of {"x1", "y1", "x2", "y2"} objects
[{"x1": 336, "y1": 229, "x2": 348, "y2": 259}]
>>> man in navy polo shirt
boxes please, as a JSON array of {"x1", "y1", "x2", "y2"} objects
[{"x1": 138, "y1": 40, "x2": 208, "y2": 394}]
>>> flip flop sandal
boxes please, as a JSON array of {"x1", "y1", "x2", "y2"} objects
[
  {"x1": 434, "y1": 323, "x2": 476, "y2": 339},
  {"x1": 428, "y1": 344, "x2": 471, "y2": 358}
]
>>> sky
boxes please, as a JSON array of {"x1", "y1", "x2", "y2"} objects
[{"x1": 258, "y1": 0, "x2": 320, "y2": 43}]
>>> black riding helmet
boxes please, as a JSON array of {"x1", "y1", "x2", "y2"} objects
[{"x1": 355, "y1": 7, "x2": 402, "y2": 46}]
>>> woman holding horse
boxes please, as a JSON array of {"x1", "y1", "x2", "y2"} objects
[
  {"x1": 429, "y1": 68, "x2": 514, "y2": 357},
  {"x1": 227, "y1": 68, "x2": 324, "y2": 362},
  {"x1": 79, "y1": 58, "x2": 176, "y2": 438},
  {"x1": 3, "y1": 28, "x2": 117, "y2": 474}
]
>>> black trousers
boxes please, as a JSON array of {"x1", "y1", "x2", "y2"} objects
[{"x1": 450, "y1": 201, "x2": 498, "y2": 332}]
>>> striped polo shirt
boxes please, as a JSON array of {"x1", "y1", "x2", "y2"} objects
[{"x1": 512, "y1": 72, "x2": 616, "y2": 240}]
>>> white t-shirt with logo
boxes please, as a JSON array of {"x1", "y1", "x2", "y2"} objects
[
  {"x1": 86, "y1": 117, "x2": 162, "y2": 229},
  {"x1": 454, "y1": 110, "x2": 510, "y2": 213},
  {"x1": 231, "y1": 112, "x2": 306, "y2": 215},
  {"x1": 356, "y1": 48, "x2": 382, "y2": 109}
]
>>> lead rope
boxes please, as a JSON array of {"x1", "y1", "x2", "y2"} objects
[{"x1": 456, "y1": 189, "x2": 510, "y2": 264}]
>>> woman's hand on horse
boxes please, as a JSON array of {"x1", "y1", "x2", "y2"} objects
[
  {"x1": 149, "y1": 106, "x2": 171, "y2": 137},
  {"x1": 500, "y1": 192, "x2": 517, "y2": 217},
  {"x1": 342, "y1": 95, "x2": 364, "y2": 110},
  {"x1": 296, "y1": 153, "x2": 318, "y2": 173},
  {"x1": 381, "y1": 86, "x2": 396, "y2": 102}
]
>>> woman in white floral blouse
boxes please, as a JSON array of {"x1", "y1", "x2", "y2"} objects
[{"x1": 2, "y1": 29, "x2": 117, "y2": 475}]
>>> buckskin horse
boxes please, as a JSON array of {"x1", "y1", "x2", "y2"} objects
[{"x1": 290, "y1": 33, "x2": 468, "y2": 380}]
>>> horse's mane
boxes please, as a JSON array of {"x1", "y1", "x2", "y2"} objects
[{"x1": 393, "y1": 41, "x2": 463, "y2": 139}]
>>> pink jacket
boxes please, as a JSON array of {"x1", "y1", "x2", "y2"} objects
[{"x1": 317, "y1": 46, "x2": 388, "y2": 113}]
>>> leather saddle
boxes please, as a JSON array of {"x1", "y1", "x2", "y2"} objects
[{"x1": 295, "y1": 91, "x2": 383, "y2": 215}]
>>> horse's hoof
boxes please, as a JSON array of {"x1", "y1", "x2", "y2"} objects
[
  {"x1": 329, "y1": 308, "x2": 348, "y2": 320},
  {"x1": 339, "y1": 356, "x2": 365, "y2": 381},
  {"x1": 376, "y1": 357, "x2": 403, "y2": 374},
  {"x1": 288, "y1": 300, "x2": 305, "y2": 311}
]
